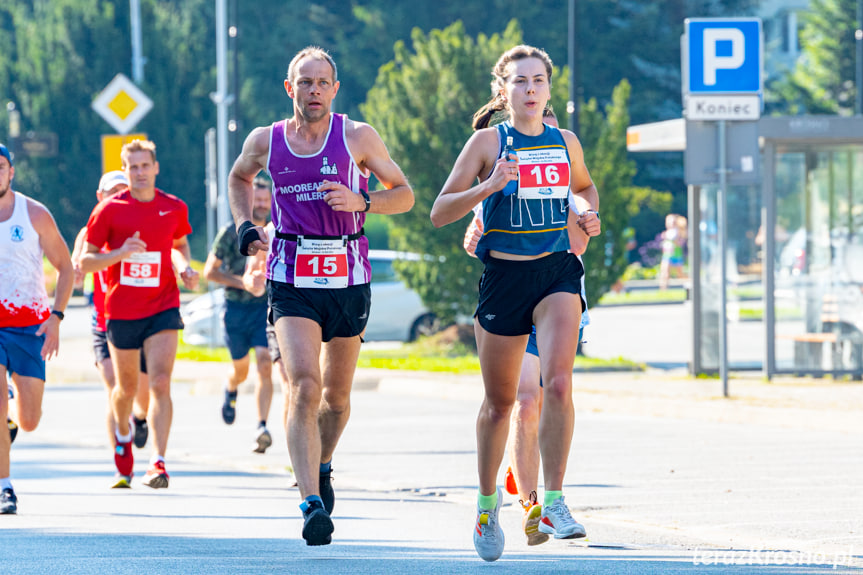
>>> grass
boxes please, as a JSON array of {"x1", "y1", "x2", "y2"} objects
[
  {"x1": 358, "y1": 340, "x2": 642, "y2": 373},
  {"x1": 598, "y1": 288, "x2": 687, "y2": 306},
  {"x1": 176, "y1": 341, "x2": 232, "y2": 362},
  {"x1": 177, "y1": 339, "x2": 642, "y2": 373}
]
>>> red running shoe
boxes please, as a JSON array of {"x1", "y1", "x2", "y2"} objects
[
  {"x1": 114, "y1": 440, "x2": 134, "y2": 477},
  {"x1": 504, "y1": 466, "x2": 518, "y2": 495},
  {"x1": 142, "y1": 460, "x2": 170, "y2": 489}
]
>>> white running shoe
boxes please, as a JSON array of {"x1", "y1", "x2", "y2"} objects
[
  {"x1": 538, "y1": 496, "x2": 587, "y2": 539},
  {"x1": 473, "y1": 487, "x2": 505, "y2": 561}
]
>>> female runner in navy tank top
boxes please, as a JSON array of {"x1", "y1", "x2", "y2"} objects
[{"x1": 430, "y1": 45, "x2": 600, "y2": 562}]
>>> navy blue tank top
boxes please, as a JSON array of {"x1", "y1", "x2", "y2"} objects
[{"x1": 475, "y1": 122, "x2": 571, "y2": 263}]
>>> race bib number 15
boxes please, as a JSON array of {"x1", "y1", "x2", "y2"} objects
[
  {"x1": 294, "y1": 238, "x2": 349, "y2": 289},
  {"x1": 120, "y1": 251, "x2": 161, "y2": 287}
]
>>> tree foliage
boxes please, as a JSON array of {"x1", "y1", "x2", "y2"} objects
[
  {"x1": 767, "y1": 0, "x2": 859, "y2": 115},
  {"x1": 363, "y1": 22, "x2": 671, "y2": 320},
  {"x1": 361, "y1": 21, "x2": 523, "y2": 323}
]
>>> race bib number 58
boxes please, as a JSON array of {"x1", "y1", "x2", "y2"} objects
[
  {"x1": 120, "y1": 251, "x2": 161, "y2": 287},
  {"x1": 294, "y1": 238, "x2": 349, "y2": 288}
]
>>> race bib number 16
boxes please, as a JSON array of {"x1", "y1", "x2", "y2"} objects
[
  {"x1": 294, "y1": 238, "x2": 349, "y2": 289},
  {"x1": 120, "y1": 251, "x2": 161, "y2": 287},
  {"x1": 516, "y1": 148, "x2": 570, "y2": 200}
]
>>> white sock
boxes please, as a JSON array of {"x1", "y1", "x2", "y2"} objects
[
  {"x1": 115, "y1": 430, "x2": 132, "y2": 443},
  {"x1": 0, "y1": 477, "x2": 13, "y2": 490},
  {"x1": 150, "y1": 454, "x2": 165, "y2": 465}
]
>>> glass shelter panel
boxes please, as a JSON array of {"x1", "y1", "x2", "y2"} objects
[
  {"x1": 773, "y1": 146, "x2": 863, "y2": 375},
  {"x1": 696, "y1": 183, "x2": 764, "y2": 372}
]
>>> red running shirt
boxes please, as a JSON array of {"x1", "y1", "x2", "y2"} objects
[{"x1": 86, "y1": 189, "x2": 192, "y2": 320}]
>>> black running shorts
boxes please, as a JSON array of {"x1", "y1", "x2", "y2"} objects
[
  {"x1": 92, "y1": 329, "x2": 148, "y2": 374},
  {"x1": 475, "y1": 251, "x2": 584, "y2": 337},
  {"x1": 106, "y1": 308, "x2": 184, "y2": 350},
  {"x1": 268, "y1": 280, "x2": 371, "y2": 343}
]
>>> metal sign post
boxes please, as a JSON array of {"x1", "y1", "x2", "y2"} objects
[
  {"x1": 717, "y1": 119, "x2": 729, "y2": 396},
  {"x1": 683, "y1": 18, "x2": 763, "y2": 396}
]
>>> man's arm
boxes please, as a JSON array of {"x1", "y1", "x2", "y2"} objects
[
  {"x1": 352, "y1": 123, "x2": 414, "y2": 214},
  {"x1": 29, "y1": 201, "x2": 73, "y2": 360},
  {"x1": 80, "y1": 231, "x2": 146, "y2": 274},
  {"x1": 562, "y1": 130, "x2": 600, "y2": 237},
  {"x1": 203, "y1": 252, "x2": 244, "y2": 291},
  {"x1": 70, "y1": 226, "x2": 88, "y2": 289},
  {"x1": 323, "y1": 121, "x2": 414, "y2": 215},
  {"x1": 228, "y1": 126, "x2": 270, "y2": 255},
  {"x1": 172, "y1": 235, "x2": 199, "y2": 291}
]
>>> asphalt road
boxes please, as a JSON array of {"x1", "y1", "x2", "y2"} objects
[{"x1": 4, "y1": 300, "x2": 861, "y2": 573}]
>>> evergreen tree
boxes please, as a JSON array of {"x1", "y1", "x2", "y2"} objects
[{"x1": 768, "y1": 0, "x2": 859, "y2": 115}]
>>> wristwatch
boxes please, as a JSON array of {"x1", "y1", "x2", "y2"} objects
[
  {"x1": 360, "y1": 189, "x2": 371, "y2": 213},
  {"x1": 51, "y1": 309, "x2": 65, "y2": 321}
]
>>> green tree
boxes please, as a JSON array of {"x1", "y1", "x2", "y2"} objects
[
  {"x1": 577, "y1": 80, "x2": 672, "y2": 302},
  {"x1": 361, "y1": 20, "x2": 522, "y2": 324},
  {"x1": 363, "y1": 21, "x2": 671, "y2": 321},
  {"x1": 767, "y1": 0, "x2": 859, "y2": 115}
]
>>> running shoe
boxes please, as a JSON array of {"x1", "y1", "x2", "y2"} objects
[
  {"x1": 7, "y1": 417, "x2": 17, "y2": 445},
  {"x1": 0, "y1": 487, "x2": 17, "y2": 514},
  {"x1": 114, "y1": 439, "x2": 134, "y2": 477},
  {"x1": 111, "y1": 474, "x2": 133, "y2": 489},
  {"x1": 142, "y1": 460, "x2": 169, "y2": 489},
  {"x1": 473, "y1": 488, "x2": 505, "y2": 562},
  {"x1": 504, "y1": 466, "x2": 518, "y2": 495},
  {"x1": 221, "y1": 389, "x2": 237, "y2": 425},
  {"x1": 7, "y1": 382, "x2": 13, "y2": 399},
  {"x1": 252, "y1": 426, "x2": 272, "y2": 454},
  {"x1": 301, "y1": 499, "x2": 333, "y2": 546},
  {"x1": 538, "y1": 496, "x2": 586, "y2": 539},
  {"x1": 520, "y1": 491, "x2": 549, "y2": 546},
  {"x1": 132, "y1": 416, "x2": 149, "y2": 449},
  {"x1": 319, "y1": 468, "x2": 334, "y2": 515}
]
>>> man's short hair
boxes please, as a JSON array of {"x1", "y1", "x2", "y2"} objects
[
  {"x1": 121, "y1": 139, "x2": 157, "y2": 167},
  {"x1": 253, "y1": 176, "x2": 271, "y2": 189},
  {"x1": 0, "y1": 143, "x2": 12, "y2": 167},
  {"x1": 286, "y1": 46, "x2": 337, "y2": 85}
]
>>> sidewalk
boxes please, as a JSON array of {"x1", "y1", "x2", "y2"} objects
[{"x1": 49, "y1": 335, "x2": 863, "y2": 436}]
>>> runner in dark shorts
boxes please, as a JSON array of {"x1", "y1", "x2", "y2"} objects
[
  {"x1": 227, "y1": 46, "x2": 414, "y2": 545},
  {"x1": 81, "y1": 139, "x2": 199, "y2": 490},
  {"x1": 203, "y1": 178, "x2": 277, "y2": 454},
  {"x1": 72, "y1": 171, "x2": 151, "y2": 451}
]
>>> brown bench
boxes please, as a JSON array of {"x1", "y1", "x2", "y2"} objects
[{"x1": 778, "y1": 332, "x2": 862, "y2": 379}]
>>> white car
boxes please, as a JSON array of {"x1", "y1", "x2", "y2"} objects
[{"x1": 181, "y1": 249, "x2": 439, "y2": 346}]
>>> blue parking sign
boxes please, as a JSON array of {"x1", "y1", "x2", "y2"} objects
[{"x1": 687, "y1": 19, "x2": 762, "y2": 94}]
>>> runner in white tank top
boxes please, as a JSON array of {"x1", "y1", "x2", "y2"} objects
[{"x1": 0, "y1": 143, "x2": 74, "y2": 515}]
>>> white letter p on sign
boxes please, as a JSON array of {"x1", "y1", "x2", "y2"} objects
[{"x1": 703, "y1": 28, "x2": 745, "y2": 86}]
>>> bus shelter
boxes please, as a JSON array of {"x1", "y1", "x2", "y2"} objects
[{"x1": 688, "y1": 116, "x2": 863, "y2": 379}]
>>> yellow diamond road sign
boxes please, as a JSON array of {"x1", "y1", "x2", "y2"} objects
[{"x1": 92, "y1": 74, "x2": 153, "y2": 135}]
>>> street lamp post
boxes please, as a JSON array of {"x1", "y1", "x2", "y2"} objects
[
  {"x1": 856, "y1": 0, "x2": 862, "y2": 115},
  {"x1": 567, "y1": 0, "x2": 579, "y2": 134}
]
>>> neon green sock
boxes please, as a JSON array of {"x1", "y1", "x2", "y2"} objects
[
  {"x1": 478, "y1": 490, "x2": 498, "y2": 510},
  {"x1": 544, "y1": 490, "x2": 563, "y2": 506}
]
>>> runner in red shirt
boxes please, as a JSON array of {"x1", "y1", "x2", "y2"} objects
[
  {"x1": 81, "y1": 140, "x2": 199, "y2": 489},
  {"x1": 71, "y1": 171, "x2": 151, "y2": 456}
]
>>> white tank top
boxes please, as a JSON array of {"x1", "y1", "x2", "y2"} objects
[{"x1": 0, "y1": 192, "x2": 50, "y2": 327}]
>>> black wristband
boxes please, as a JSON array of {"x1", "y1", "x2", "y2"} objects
[
  {"x1": 238, "y1": 220, "x2": 259, "y2": 256},
  {"x1": 51, "y1": 309, "x2": 65, "y2": 321},
  {"x1": 360, "y1": 189, "x2": 371, "y2": 213}
]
